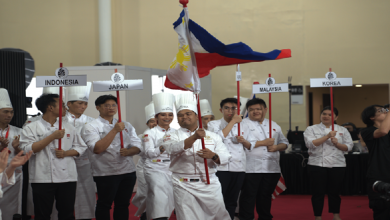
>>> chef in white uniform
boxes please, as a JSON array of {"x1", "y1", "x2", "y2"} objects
[
  {"x1": 238, "y1": 98, "x2": 289, "y2": 220},
  {"x1": 143, "y1": 93, "x2": 176, "y2": 220},
  {"x1": 81, "y1": 94, "x2": 142, "y2": 220},
  {"x1": 199, "y1": 99, "x2": 215, "y2": 130},
  {"x1": 64, "y1": 83, "x2": 96, "y2": 220},
  {"x1": 161, "y1": 93, "x2": 232, "y2": 220},
  {"x1": 0, "y1": 147, "x2": 32, "y2": 220},
  {"x1": 0, "y1": 88, "x2": 25, "y2": 220},
  {"x1": 23, "y1": 87, "x2": 66, "y2": 128},
  {"x1": 207, "y1": 97, "x2": 252, "y2": 220},
  {"x1": 133, "y1": 102, "x2": 156, "y2": 220},
  {"x1": 19, "y1": 93, "x2": 87, "y2": 220}
]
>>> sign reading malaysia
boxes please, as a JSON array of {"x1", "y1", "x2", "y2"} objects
[
  {"x1": 310, "y1": 71, "x2": 352, "y2": 88},
  {"x1": 36, "y1": 67, "x2": 87, "y2": 87},
  {"x1": 93, "y1": 72, "x2": 143, "y2": 92},
  {"x1": 252, "y1": 77, "x2": 289, "y2": 94}
]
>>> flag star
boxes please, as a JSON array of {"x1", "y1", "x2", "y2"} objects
[{"x1": 185, "y1": 82, "x2": 193, "y2": 88}]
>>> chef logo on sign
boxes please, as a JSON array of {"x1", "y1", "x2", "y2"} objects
[
  {"x1": 266, "y1": 77, "x2": 275, "y2": 87},
  {"x1": 55, "y1": 67, "x2": 69, "y2": 79},
  {"x1": 326, "y1": 72, "x2": 337, "y2": 81},
  {"x1": 111, "y1": 72, "x2": 125, "y2": 83}
]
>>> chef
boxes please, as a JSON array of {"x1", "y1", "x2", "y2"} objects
[
  {"x1": 161, "y1": 93, "x2": 231, "y2": 220},
  {"x1": 199, "y1": 99, "x2": 215, "y2": 130},
  {"x1": 143, "y1": 93, "x2": 176, "y2": 220}
]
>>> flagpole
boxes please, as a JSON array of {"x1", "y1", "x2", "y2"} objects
[
  {"x1": 115, "y1": 69, "x2": 124, "y2": 148},
  {"x1": 58, "y1": 63, "x2": 63, "y2": 150},
  {"x1": 196, "y1": 95, "x2": 211, "y2": 184},
  {"x1": 269, "y1": 73, "x2": 272, "y2": 139},
  {"x1": 329, "y1": 68, "x2": 334, "y2": 131},
  {"x1": 236, "y1": 65, "x2": 240, "y2": 137}
]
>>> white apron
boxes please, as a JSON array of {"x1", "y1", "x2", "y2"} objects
[
  {"x1": 172, "y1": 173, "x2": 230, "y2": 220},
  {"x1": 0, "y1": 171, "x2": 23, "y2": 220},
  {"x1": 74, "y1": 162, "x2": 96, "y2": 219},
  {"x1": 132, "y1": 157, "x2": 147, "y2": 217}
]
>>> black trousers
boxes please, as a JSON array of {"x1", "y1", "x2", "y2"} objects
[
  {"x1": 31, "y1": 182, "x2": 77, "y2": 220},
  {"x1": 216, "y1": 171, "x2": 246, "y2": 220},
  {"x1": 307, "y1": 165, "x2": 345, "y2": 216},
  {"x1": 238, "y1": 173, "x2": 280, "y2": 220},
  {"x1": 93, "y1": 172, "x2": 137, "y2": 220},
  {"x1": 367, "y1": 178, "x2": 390, "y2": 220}
]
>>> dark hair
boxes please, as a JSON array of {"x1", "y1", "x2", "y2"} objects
[
  {"x1": 246, "y1": 98, "x2": 267, "y2": 110},
  {"x1": 95, "y1": 95, "x2": 117, "y2": 106},
  {"x1": 35, "y1": 93, "x2": 59, "y2": 114},
  {"x1": 321, "y1": 106, "x2": 338, "y2": 116},
  {"x1": 361, "y1": 105, "x2": 382, "y2": 127},
  {"x1": 220, "y1": 98, "x2": 240, "y2": 108},
  {"x1": 384, "y1": 104, "x2": 389, "y2": 109},
  {"x1": 341, "y1": 122, "x2": 357, "y2": 131}
]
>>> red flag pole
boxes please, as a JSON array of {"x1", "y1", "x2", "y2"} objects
[
  {"x1": 115, "y1": 69, "x2": 124, "y2": 148},
  {"x1": 269, "y1": 74, "x2": 272, "y2": 138},
  {"x1": 58, "y1": 63, "x2": 63, "y2": 150},
  {"x1": 237, "y1": 65, "x2": 241, "y2": 136},
  {"x1": 329, "y1": 68, "x2": 334, "y2": 131},
  {"x1": 196, "y1": 95, "x2": 211, "y2": 185}
]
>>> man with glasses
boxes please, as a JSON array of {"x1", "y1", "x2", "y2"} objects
[
  {"x1": 361, "y1": 105, "x2": 390, "y2": 219},
  {"x1": 81, "y1": 95, "x2": 142, "y2": 220},
  {"x1": 208, "y1": 98, "x2": 252, "y2": 220}
]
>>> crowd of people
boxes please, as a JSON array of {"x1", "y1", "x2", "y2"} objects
[{"x1": 0, "y1": 84, "x2": 389, "y2": 220}]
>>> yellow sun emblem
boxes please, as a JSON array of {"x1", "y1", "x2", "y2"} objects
[
  {"x1": 185, "y1": 82, "x2": 193, "y2": 88},
  {"x1": 170, "y1": 43, "x2": 191, "y2": 71}
]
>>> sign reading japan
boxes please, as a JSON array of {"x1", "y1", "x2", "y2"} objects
[
  {"x1": 93, "y1": 72, "x2": 143, "y2": 92},
  {"x1": 310, "y1": 72, "x2": 352, "y2": 88},
  {"x1": 36, "y1": 67, "x2": 87, "y2": 87},
  {"x1": 252, "y1": 77, "x2": 289, "y2": 94}
]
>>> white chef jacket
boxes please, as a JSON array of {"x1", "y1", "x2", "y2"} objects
[
  {"x1": 81, "y1": 116, "x2": 142, "y2": 176},
  {"x1": 19, "y1": 118, "x2": 87, "y2": 183},
  {"x1": 162, "y1": 127, "x2": 231, "y2": 175},
  {"x1": 304, "y1": 123, "x2": 353, "y2": 168},
  {"x1": 0, "y1": 125, "x2": 23, "y2": 171},
  {"x1": 144, "y1": 125, "x2": 176, "y2": 173},
  {"x1": 0, "y1": 172, "x2": 15, "y2": 199},
  {"x1": 23, "y1": 115, "x2": 42, "y2": 128},
  {"x1": 208, "y1": 118, "x2": 252, "y2": 172},
  {"x1": 242, "y1": 118, "x2": 289, "y2": 173},
  {"x1": 64, "y1": 112, "x2": 94, "y2": 166}
]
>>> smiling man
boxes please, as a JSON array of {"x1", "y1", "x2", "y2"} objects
[{"x1": 161, "y1": 93, "x2": 231, "y2": 220}]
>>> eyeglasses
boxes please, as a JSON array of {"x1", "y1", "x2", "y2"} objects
[
  {"x1": 103, "y1": 104, "x2": 117, "y2": 109},
  {"x1": 377, "y1": 108, "x2": 389, "y2": 113},
  {"x1": 223, "y1": 107, "x2": 238, "y2": 111}
]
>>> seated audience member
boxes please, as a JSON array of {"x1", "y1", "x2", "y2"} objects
[{"x1": 341, "y1": 122, "x2": 359, "y2": 140}]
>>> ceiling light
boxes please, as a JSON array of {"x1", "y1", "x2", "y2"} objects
[{"x1": 355, "y1": 85, "x2": 362, "y2": 87}]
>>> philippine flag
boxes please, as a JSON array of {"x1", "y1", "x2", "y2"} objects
[{"x1": 165, "y1": 8, "x2": 291, "y2": 93}]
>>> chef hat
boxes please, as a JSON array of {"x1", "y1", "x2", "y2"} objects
[
  {"x1": 199, "y1": 99, "x2": 213, "y2": 116},
  {"x1": 0, "y1": 88, "x2": 12, "y2": 109},
  {"x1": 42, "y1": 87, "x2": 66, "y2": 100},
  {"x1": 145, "y1": 102, "x2": 155, "y2": 123},
  {"x1": 67, "y1": 82, "x2": 92, "y2": 102},
  {"x1": 175, "y1": 93, "x2": 197, "y2": 114},
  {"x1": 153, "y1": 93, "x2": 175, "y2": 114},
  {"x1": 234, "y1": 96, "x2": 249, "y2": 113}
]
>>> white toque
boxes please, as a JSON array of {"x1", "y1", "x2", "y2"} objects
[
  {"x1": 67, "y1": 82, "x2": 92, "y2": 102},
  {"x1": 145, "y1": 102, "x2": 155, "y2": 123},
  {"x1": 153, "y1": 93, "x2": 175, "y2": 114},
  {"x1": 0, "y1": 88, "x2": 12, "y2": 109},
  {"x1": 175, "y1": 93, "x2": 197, "y2": 114},
  {"x1": 234, "y1": 96, "x2": 249, "y2": 114},
  {"x1": 199, "y1": 99, "x2": 213, "y2": 116}
]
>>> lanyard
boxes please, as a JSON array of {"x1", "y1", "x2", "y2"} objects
[{"x1": 1, "y1": 126, "x2": 10, "y2": 139}]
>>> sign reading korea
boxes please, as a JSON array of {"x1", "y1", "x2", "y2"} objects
[
  {"x1": 36, "y1": 67, "x2": 87, "y2": 87},
  {"x1": 310, "y1": 72, "x2": 352, "y2": 88},
  {"x1": 252, "y1": 77, "x2": 289, "y2": 94},
  {"x1": 93, "y1": 72, "x2": 143, "y2": 92}
]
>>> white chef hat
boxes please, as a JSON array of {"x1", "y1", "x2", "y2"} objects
[
  {"x1": 42, "y1": 87, "x2": 66, "y2": 100},
  {"x1": 67, "y1": 82, "x2": 92, "y2": 102},
  {"x1": 145, "y1": 102, "x2": 155, "y2": 123},
  {"x1": 234, "y1": 96, "x2": 249, "y2": 113},
  {"x1": 153, "y1": 93, "x2": 175, "y2": 114},
  {"x1": 0, "y1": 88, "x2": 12, "y2": 109},
  {"x1": 199, "y1": 99, "x2": 213, "y2": 116},
  {"x1": 175, "y1": 93, "x2": 197, "y2": 114}
]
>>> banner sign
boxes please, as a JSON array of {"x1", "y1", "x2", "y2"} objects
[
  {"x1": 252, "y1": 77, "x2": 289, "y2": 94},
  {"x1": 36, "y1": 67, "x2": 87, "y2": 87},
  {"x1": 310, "y1": 72, "x2": 352, "y2": 88},
  {"x1": 92, "y1": 72, "x2": 143, "y2": 92}
]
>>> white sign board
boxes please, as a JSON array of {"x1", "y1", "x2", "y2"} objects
[
  {"x1": 36, "y1": 67, "x2": 87, "y2": 87},
  {"x1": 92, "y1": 72, "x2": 143, "y2": 92},
  {"x1": 252, "y1": 77, "x2": 289, "y2": 94},
  {"x1": 310, "y1": 72, "x2": 353, "y2": 88}
]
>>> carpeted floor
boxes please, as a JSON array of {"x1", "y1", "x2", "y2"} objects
[{"x1": 98, "y1": 194, "x2": 372, "y2": 220}]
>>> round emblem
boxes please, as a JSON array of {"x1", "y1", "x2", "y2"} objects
[
  {"x1": 325, "y1": 72, "x2": 337, "y2": 81},
  {"x1": 55, "y1": 67, "x2": 69, "y2": 79},
  {"x1": 111, "y1": 72, "x2": 124, "y2": 83},
  {"x1": 265, "y1": 77, "x2": 275, "y2": 86}
]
